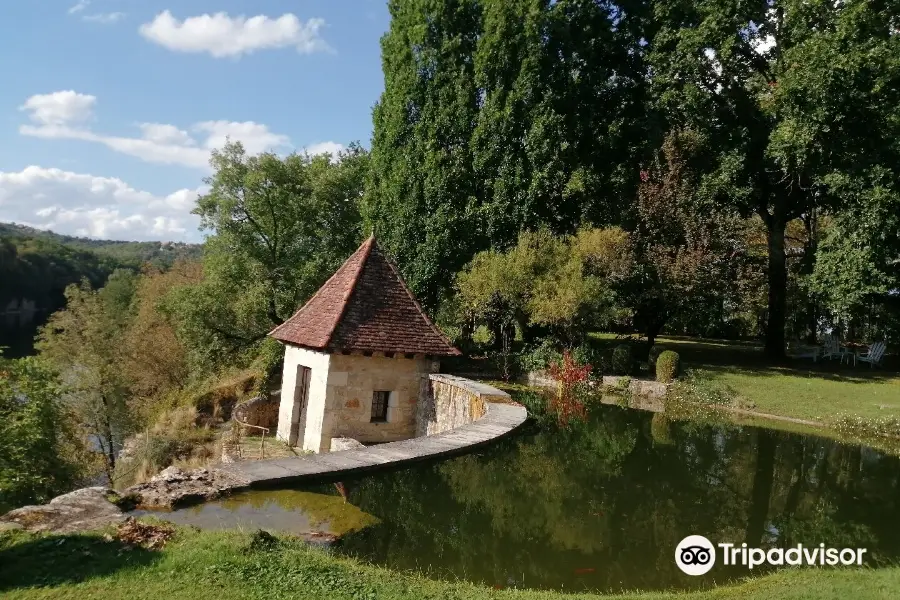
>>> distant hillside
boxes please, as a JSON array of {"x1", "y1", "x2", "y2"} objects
[
  {"x1": 0, "y1": 222, "x2": 203, "y2": 270},
  {"x1": 0, "y1": 222, "x2": 203, "y2": 357}
]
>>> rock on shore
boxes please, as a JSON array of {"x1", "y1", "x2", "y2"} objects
[
  {"x1": 0, "y1": 487, "x2": 127, "y2": 534},
  {"x1": 123, "y1": 466, "x2": 249, "y2": 509}
]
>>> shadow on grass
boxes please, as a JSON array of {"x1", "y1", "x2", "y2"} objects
[
  {"x1": 698, "y1": 362, "x2": 900, "y2": 384},
  {"x1": 0, "y1": 532, "x2": 160, "y2": 591},
  {"x1": 644, "y1": 336, "x2": 900, "y2": 384}
]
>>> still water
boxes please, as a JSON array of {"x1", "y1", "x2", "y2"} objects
[{"x1": 149, "y1": 404, "x2": 900, "y2": 593}]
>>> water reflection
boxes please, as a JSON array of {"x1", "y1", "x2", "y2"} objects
[
  {"x1": 134, "y1": 489, "x2": 379, "y2": 535},
  {"x1": 151, "y1": 403, "x2": 900, "y2": 592},
  {"x1": 330, "y1": 405, "x2": 900, "y2": 592}
]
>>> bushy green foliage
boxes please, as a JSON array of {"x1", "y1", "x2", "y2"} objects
[
  {"x1": 164, "y1": 141, "x2": 369, "y2": 372},
  {"x1": 0, "y1": 357, "x2": 87, "y2": 512},
  {"x1": 366, "y1": 0, "x2": 646, "y2": 307},
  {"x1": 807, "y1": 168, "x2": 900, "y2": 321},
  {"x1": 667, "y1": 370, "x2": 734, "y2": 407},
  {"x1": 655, "y1": 351, "x2": 681, "y2": 383},
  {"x1": 611, "y1": 344, "x2": 634, "y2": 375},
  {"x1": 519, "y1": 338, "x2": 563, "y2": 373},
  {"x1": 650, "y1": 413, "x2": 674, "y2": 445},
  {"x1": 571, "y1": 343, "x2": 605, "y2": 375},
  {"x1": 37, "y1": 279, "x2": 138, "y2": 479},
  {"x1": 649, "y1": 1, "x2": 900, "y2": 357},
  {"x1": 457, "y1": 228, "x2": 627, "y2": 347}
]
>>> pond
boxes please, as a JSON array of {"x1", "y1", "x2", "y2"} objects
[{"x1": 146, "y1": 402, "x2": 900, "y2": 593}]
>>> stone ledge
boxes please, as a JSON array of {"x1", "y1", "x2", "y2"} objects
[
  {"x1": 428, "y1": 374, "x2": 512, "y2": 401},
  {"x1": 219, "y1": 398, "x2": 527, "y2": 487},
  {"x1": 527, "y1": 370, "x2": 669, "y2": 400}
]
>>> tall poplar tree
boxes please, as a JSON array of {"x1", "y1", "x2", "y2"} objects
[
  {"x1": 366, "y1": 0, "x2": 482, "y2": 309},
  {"x1": 368, "y1": 0, "x2": 648, "y2": 308}
]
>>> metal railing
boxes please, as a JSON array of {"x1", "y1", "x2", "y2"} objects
[{"x1": 231, "y1": 417, "x2": 270, "y2": 460}]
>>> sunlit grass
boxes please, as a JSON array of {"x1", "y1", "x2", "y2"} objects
[
  {"x1": 588, "y1": 333, "x2": 900, "y2": 424},
  {"x1": 2, "y1": 527, "x2": 898, "y2": 600}
]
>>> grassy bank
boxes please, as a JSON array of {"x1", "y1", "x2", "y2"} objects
[
  {"x1": 589, "y1": 334, "x2": 900, "y2": 424},
  {"x1": 1, "y1": 528, "x2": 898, "y2": 600}
]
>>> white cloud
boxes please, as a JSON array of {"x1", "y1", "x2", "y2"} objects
[
  {"x1": 0, "y1": 166, "x2": 206, "y2": 241},
  {"x1": 20, "y1": 91, "x2": 96, "y2": 126},
  {"x1": 68, "y1": 0, "x2": 90, "y2": 14},
  {"x1": 305, "y1": 141, "x2": 344, "y2": 156},
  {"x1": 194, "y1": 121, "x2": 289, "y2": 153},
  {"x1": 139, "y1": 123, "x2": 195, "y2": 146},
  {"x1": 83, "y1": 12, "x2": 125, "y2": 24},
  {"x1": 139, "y1": 10, "x2": 329, "y2": 58},
  {"x1": 19, "y1": 92, "x2": 292, "y2": 170}
]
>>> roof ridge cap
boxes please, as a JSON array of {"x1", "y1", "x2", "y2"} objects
[{"x1": 320, "y1": 236, "x2": 375, "y2": 347}]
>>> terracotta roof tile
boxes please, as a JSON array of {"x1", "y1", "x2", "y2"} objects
[{"x1": 269, "y1": 237, "x2": 460, "y2": 356}]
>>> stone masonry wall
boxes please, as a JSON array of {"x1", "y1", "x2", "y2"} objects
[
  {"x1": 316, "y1": 353, "x2": 438, "y2": 451},
  {"x1": 233, "y1": 395, "x2": 279, "y2": 430},
  {"x1": 416, "y1": 374, "x2": 509, "y2": 437}
]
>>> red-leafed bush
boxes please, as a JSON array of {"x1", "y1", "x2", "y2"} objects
[{"x1": 548, "y1": 351, "x2": 592, "y2": 426}]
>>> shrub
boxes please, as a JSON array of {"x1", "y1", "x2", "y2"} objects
[
  {"x1": 520, "y1": 338, "x2": 563, "y2": 373},
  {"x1": 571, "y1": 342, "x2": 603, "y2": 374},
  {"x1": 656, "y1": 350, "x2": 681, "y2": 383},
  {"x1": 548, "y1": 351, "x2": 592, "y2": 426},
  {"x1": 472, "y1": 325, "x2": 494, "y2": 348},
  {"x1": 611, "y1": 344, "x2": 634, "y2": 375},
  {"x1": 648, "y1": 345, "x2": 665, "y2": 365},
  {"x1": 0, "y1": 358, "x2": 89, "y2": 512},
  {"x1": 112, "y1": 405, "x2": 218, "y2": 488},
  {"x1": 650, "y1": 413, "x2": 674, "y2": 445}
]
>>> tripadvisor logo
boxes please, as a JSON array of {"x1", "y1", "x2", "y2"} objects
[
  {"x1": 675, "y1": 536, "x2": 868, "y2": 576},
  {"x1": 675, "y1": 535, "x2": 716, "y2": 576}
]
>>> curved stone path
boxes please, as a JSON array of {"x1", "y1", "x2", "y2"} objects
[{"x1": 218, "y1": 400, "x2": 528, "y2": 487}]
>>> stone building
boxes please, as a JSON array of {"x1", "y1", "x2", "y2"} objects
[{"x1": 269, "y1": 237, "x2": 460, "y2": 453}]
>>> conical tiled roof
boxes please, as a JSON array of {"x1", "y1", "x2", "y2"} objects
[{"x1": 269, "y1": 237, "x2": 460, "y2": 356}]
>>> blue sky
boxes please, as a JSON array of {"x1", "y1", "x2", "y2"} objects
[{"x1": 0, "y1": 0, "x2": 390, "y2": 241}]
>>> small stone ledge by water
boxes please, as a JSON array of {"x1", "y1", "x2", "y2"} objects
[
  {"x1": 526, "y1": 370, "x2": 669, "y2": 399},
  {"x1": 123, "y1": 466, "x2": 250, "y2": 510}
]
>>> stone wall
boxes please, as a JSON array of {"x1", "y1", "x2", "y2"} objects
[
  {"x1": 318, "y1": 353, "x2": 437, "y2": 451},
  {"x1": 416, "y1": 374, "x2": 510, "y2": 437},
  {"x1": 233, "y1": 395, "x2": 279, "y2": 430},
  {"x1": 277, "y1": 346, "x2": 513, "y2": 453},
  {"x1": 526, "y1": 370, "x2": 669, "y2": 400}
]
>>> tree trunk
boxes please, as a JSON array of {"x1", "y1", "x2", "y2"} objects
[
  {"x1": 100, "y1": 394, "x2": 117, "y2": 476},
  {"x1": 646, "y1": 318, "x2": 665, "y2": 351},
  {"x1": 745, "y1": 429, "x2": 776, "y2": 547},
  {"x1": 802, "y1": 211, "x2": 819, "y2": 344},
  {"x1": 764, "y1": 217, "x2": 788, "y2": 360}
]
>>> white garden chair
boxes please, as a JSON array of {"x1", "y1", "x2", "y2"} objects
[
  {"x1": 855, "y1": 341, "x2": 887, "y2": 368},
  {"x1": 820, "y1": 335, "x2": 843, "y2": 362}
]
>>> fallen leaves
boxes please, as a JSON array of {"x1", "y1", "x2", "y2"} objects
[{"x1": 114, "y1": 517, "x2": 175, "y2": 550}]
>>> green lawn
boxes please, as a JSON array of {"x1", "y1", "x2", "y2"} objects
[
  {"x1": 2, "y1": 528, "x2": 899, "y2": 600},
  {"x1": 591, "y1": 333, "x2": 900, "y2": 424}
]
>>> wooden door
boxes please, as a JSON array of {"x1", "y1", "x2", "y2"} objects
[{"x1": 291, "y1": 366, "x2": 311, "y2": 446}]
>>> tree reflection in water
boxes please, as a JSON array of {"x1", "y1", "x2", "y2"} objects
[{"x1": 322, "y1": 403, "x2": 900, "y2": 593}]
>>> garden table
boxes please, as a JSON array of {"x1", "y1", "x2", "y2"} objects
[{"x1": 842, "y1": 342, "x2": 868, "y2": 366}]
